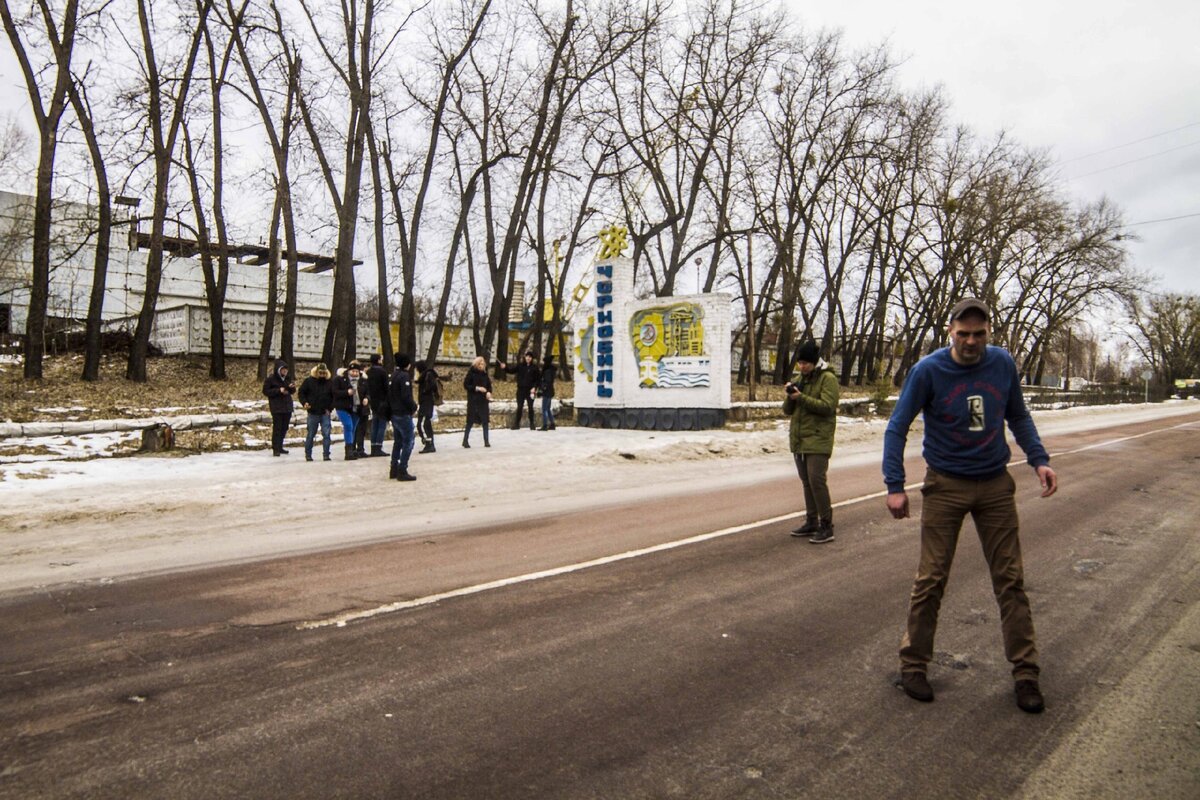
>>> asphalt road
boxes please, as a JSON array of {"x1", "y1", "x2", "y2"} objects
[{"x1": 2, "y1": 411, "x2": 1199, "y2": 799}]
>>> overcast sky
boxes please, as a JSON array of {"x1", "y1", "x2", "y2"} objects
[
  {"x1": 790, "y1": 0, "x2": 1200, "y2": 295},
  {"x1": 2, "y1": 1, "x2": 1197, "y2": 297}
]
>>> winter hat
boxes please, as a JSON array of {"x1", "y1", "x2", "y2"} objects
[
  {"x1": 395, "y1": 353, "x2": 413, "y2": 371},
  {"x1": 794, "y1": 340, "x2": 820, "y2": 365},
  {"x1": 348, "y1": 360, "x2": 363, "y2": 371},
  {"x1": 543, "y1": 354, "x2": 554, "y2": 367},
  {"x1": 311, "y1": 363, "x2": 331, "y2": 379}
]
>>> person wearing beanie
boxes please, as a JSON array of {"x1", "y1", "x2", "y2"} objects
[
  {"x1": 298, "y1": 363, "x2": 334, "y2": 461},
  {"x1": 784, "y1": 339, "x2": 840, "y2": 543},
  {"x1": 262, "y1": 358, "x2": 296, "y2": 457},
  {"x1": 415, "y1": 358, "x2": 442, "y2": 453},
  {"x1": 366, "y1": 353, "x2": 391, "y2": 457},
  {"x1": 387, "y1": 353, "x2": 419, "y2": 481},
  {"x1": 883, "y1": 297, "x2": 1057, "y2": 712},
  {"x1": 538, "y1": 354, "x2": 557, "y2": 431}
]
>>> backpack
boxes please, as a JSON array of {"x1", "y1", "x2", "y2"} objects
[{"x1": 431, "y1": 373, "x2": 444, "y2": 406}]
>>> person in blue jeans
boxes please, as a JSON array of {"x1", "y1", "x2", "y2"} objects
[
  {"x1": 297, "y1": 362, "x2": 334, "y2": 461},
  {"x1": 332, "y1": 362, "x2": 365, "y2": 460},
  {"x1": 387, "y1": 353, "x2": 419, "y2": 481}
]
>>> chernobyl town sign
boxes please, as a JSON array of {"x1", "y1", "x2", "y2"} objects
[{"x1": 573, "y1": 225, "x2": 731, "y2": 430}]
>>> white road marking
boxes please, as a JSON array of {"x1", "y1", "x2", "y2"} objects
[{"x1": 299, "y1": 418, "x2": 1199, "y2": 630}]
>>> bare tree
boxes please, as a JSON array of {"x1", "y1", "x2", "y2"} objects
[
  {"x1": 1125, "y1": 292, "x2": 1200, "y2": 387},
  {"x1": 294, "y1": 0, "x2": 410, "y2": 367},
  {"x1": 124, "y1": 0, "x2": 214, "y2": 382},
  {"x1": 2, "y1": 0, "x2": 81, "y2": 378}
]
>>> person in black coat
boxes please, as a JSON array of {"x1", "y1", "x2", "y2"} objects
[
  {"x1": 538, "y1": 354, "x2": 557, "y2": 431},
  {"x1": 262, "y1": 358, "x2": 296, "y2": 456},
  {"x1": 298, "y1": 362, "x2": 334, "y2": 461},
  {"x1": 332, "y1": 363, "x2": 366, "y2": 460},
  {"x1": 463, "y1": 355, "x2": 493, "y2": 448},
  {"x1": 348, "y1": 360, "x2": 371, "y2": 458},
  {"x1": 415, "y1": 359, "x2": 440, "y2": 454},
  {"x1": 366, "y1": 354, "x2": 391, "y2": 457},
  {"x1": 387, "y1": 353, "x2": 419, "y2": 481},
  {"x1": 499, "y1": 350, "x2": 540, "y2": 430}
]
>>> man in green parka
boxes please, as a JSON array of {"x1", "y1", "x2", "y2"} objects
[{"x1": 783, "y1": 340, "x2": 840, "y2": 543}]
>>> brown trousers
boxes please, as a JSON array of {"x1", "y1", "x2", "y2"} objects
[
  {"x1": 900, "y1": 468, "x2": 1040, "y2": 680},
  {"x1": 793, "y1": 452, "x2": 832, "y2": 523}
]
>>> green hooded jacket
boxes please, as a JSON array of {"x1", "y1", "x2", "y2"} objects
[{"x1": 782, "y1": 366, "x2": 839, "y2": 455}]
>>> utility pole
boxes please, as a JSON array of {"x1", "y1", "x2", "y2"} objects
[{"x1": 1064, "y1": 327, "x2": 1071, "y2": 392}]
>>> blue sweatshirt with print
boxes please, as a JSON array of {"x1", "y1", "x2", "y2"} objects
[{"x1": 882, "y1": 346, "x2": 1050, "y2": 493}]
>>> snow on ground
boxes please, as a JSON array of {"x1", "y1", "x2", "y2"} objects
[{"x1": 0, "y1": 400, "x2": 1197, "y2": 596}]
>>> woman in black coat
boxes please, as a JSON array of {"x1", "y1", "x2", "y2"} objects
[
  {"x1": 462, "y1": 355, "x2": 493, "y2": 448},
  {"x1": 262, "y1": 358, "x2": 296, "y2": 456},
  {"x1": 415, "y1": 359, "x2": 440, "y2": 453}
]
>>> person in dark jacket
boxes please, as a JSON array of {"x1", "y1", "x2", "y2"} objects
[
  {"x1": 387, "y1": 353, "x2": 418, "y2": 481},
  {"x1": 298, "y1": 362, "x2": 334, "y2": 461},
  {"x1": 262, "y1": 358, "x2": 296, "y2": 456},
  {"x1": 463, "y1": 355, "x2": 493, "y2": 448},
  {"x1": 415, "y1": 359, "x2": 440, "y2": 454},
  {"x1": 348, "y1": 360, "x2": 370, "y2": 458},
  {"x1": 784, "y1": 340, "x2": 840, "y2": 543},
  {"x1": 538, "y1": 354, "x2": 557, "y2": 431},
  {"x1": 332, "y1": 362, "x2": 366, "y2": 460},
  {"x1": 498, "y1": 350, "x2": 540, "y2": 430},
  {"x1": 366, "y1": 353, "x2": 391, "y2": 457}
]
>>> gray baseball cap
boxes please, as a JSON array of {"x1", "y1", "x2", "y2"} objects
[{"x1": 949, "y1": 297, "x2": 990, "y2": 322}]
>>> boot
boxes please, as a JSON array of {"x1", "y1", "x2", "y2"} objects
[
  {"x1": 397, "y1": 469, "x2": 417, "y2": 482},
  {"x1": 323, "y1": 452, "x2": 331, "y2": 461},
  {"x1": 462, "y1": 437, "x2": 470, "y2": 449},
  {"x1": 389, "y1": 463, "x2": 400, "y2": 480},
  {"x1": 809, "y1": 522, "x2": 835, "y2": 544},
  {"x1": 305, "y1": 452, "x2": 314, "y2": 462},
  {"x1": 790, "y1": 519, "x2": 821, "y2": 537},
  {"x1": 370, "y1": 445, "x2": 386, "y2": 458},
  {"x1": 548, "y1": 422, "x2": 556, "y2": 430},
  {"x1": 420, "y1": 441, "x2": 436, "y2": 454},
  {"x1": 344, "y1": 445, "x2": 355, "y2": 461}
]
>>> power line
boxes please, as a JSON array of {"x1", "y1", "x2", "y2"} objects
[
  {"x1": 1121, "y1": 212, "x2": 1200, "y2": 228},
  {"x1": 1067, "y1": 139, "x2": 1200, "y2": 179},
  {"x1": 1060, "y1": 121, "x2": 1200, "y2": 163}
]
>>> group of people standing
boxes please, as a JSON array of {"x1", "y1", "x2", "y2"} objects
[{"x1": 261, "y1": 350, "x2": 558, "y2": 478}]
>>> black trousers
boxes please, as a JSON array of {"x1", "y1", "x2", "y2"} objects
[
  {"x1": 271, "y1": 411, "x2": 292, "y2": 454},
  {"x1": 512, "y1": 395, "x2": 536, "y2": 429},
  {"x1": 417, "y1": 408, "x2": 435, "y2": 442}
]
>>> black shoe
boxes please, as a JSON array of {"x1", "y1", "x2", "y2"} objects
[
  {"x1": 809, "y1": 524, "x2": 835, "y2": 544},
  {"x1": 273, "y1": 451, "x2": 282, "y2": 457},
  {"x1": 323, "y1": 454, "x2": 331, "y2": 461},
  {"x1": 901, "y1": 672, "x2": 934, "y2": 702},
  {"x1": 791, "y1": 520, "x2": 821, "y2": 537},
  {"x1": 420, "y1": 442, "x2": 436, "y2": 454},
  {"x1": 1015, "y1": 680, "x2": 1045, "y2": 713},
  {"x1": 305, "y1": 453, "x2": 313, "y2": 462},
  {"x1": 462, "y1": 440, "x2": 470, "y2": 448},
  {"x1": 369, "y1": 446, "x2": 386, "y2": 458},
  {"x1": 280, "y1": 448, "x2": 290, "y2": 455},
  {"x1": 397, "y1": 470, "x2": 417, "y2": 482},
  {"x1": 549, "y1": 423, "x2": 556, "y2": 430},
  {"x1": 484, "y1": 442, "x2": 491, "y2": 447},
  {"x1": 389, "y1": 464, "x2": 400, "y2": 480}
]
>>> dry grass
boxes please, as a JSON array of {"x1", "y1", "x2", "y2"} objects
[{"x1": 0, "y1": 352, "x2": 865, "y2": 425}]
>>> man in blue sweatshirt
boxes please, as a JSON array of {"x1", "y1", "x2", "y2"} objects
[{"x1": 883, "y1": 297, "x2": 1058, "y2": 713}]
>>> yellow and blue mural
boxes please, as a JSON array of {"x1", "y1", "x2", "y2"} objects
[{"x1": 629, "y1": 303, "x2": 711, "y2": 389}]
